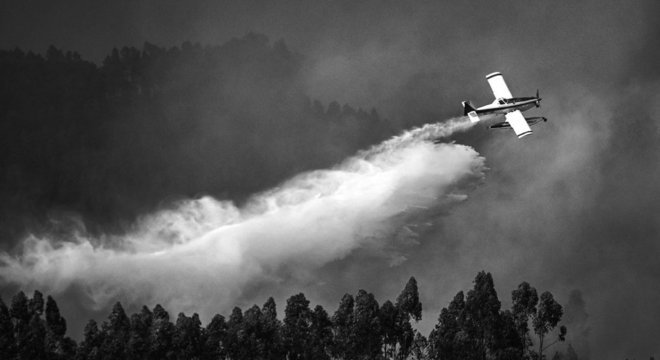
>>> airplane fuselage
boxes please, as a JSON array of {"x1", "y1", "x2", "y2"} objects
[{"x1": 474, "y1": 97, "x2": 539, "y2": 115}]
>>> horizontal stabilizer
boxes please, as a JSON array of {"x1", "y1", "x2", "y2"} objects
[{"x1": 467, "y1": 111, "x2": 479, "y2": 123}]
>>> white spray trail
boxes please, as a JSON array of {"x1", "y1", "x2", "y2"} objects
[{"x1": 0, "y1": 118, "x2": 484, "y2": 317}]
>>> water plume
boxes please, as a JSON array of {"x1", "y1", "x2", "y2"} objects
[{"x1": 0, "y1": 117, "x2": 484, "y2": 318}]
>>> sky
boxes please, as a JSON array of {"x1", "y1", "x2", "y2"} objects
[{"x1": 2, "y1": 0, "x2": 660, "y2": 358}]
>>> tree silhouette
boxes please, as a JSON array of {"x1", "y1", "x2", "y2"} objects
[
  {"x1": 512, "y1": 281, "x2": 539, "y2": 357},
  {"x1": 428, "y1": 291, "x2": 469, "y2": 360},
  {"x1": 202, "y1": 314, "x2": 227, "y2": 360},
  {"x1": 173, "y1": 312, "x2": 203, "y2": 359},
  {"x1": 331, "y1": 293, "x2": 355, "y2": 359},
  {"x1": 99, "y1": 302, "x2": 130, "y2": 359},
  {"x1": 282, "y1": 293, "x2": 314, "y2": 360},
  {"x1": 149, "y1": 304, "x2": 175, "y2": 360},
  {"x1": 533, "y1": 292, "x2": 566, "y2": 359},
  {"x1": 0, "y1": 272, "x2": 576, "y2": 359},
  {"x1": 45, "y1": 295, "x2": 73, "y2": 359},
  {"x1": 127, "y1": 306, "x2": 153, "y2": 360},
  {"x1": 0, "y1": 297, "x2": 16, "y2": 358},
  {"x1": 352, "y1": 289, "x2": 382, "y2": 359}
]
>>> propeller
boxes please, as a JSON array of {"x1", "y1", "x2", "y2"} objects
[{"x1": 535, "y1": 89, "x2": 541, "y2": 107}]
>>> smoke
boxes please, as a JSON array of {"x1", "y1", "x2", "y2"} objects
[{"x1": 0, "y1": 118, "x2": 483, "y2": 320}]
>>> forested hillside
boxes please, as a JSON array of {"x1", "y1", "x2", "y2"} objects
[
  {"x1": 0, "y1": 34, "x2": 394, "y2": 242},
  {"x1": 1, "y1": 272, "x2": 576, "y2": 360}
]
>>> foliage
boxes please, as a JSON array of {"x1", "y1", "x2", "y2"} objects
[
  {"x1": 429, "y1": 272, "x2": 568, "y2": 360},
  {"x1": 0, "y1": 273, "x2": 580, "y2": 359}
]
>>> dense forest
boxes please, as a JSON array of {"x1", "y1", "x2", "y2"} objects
[
  {"x1": 0, "y1": 34, "x2": 395, "y2": 244},
  {"x1": 0, "y1": 272, "x2": 580, "y2": 360}
]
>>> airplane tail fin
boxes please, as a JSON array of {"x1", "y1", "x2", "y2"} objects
[{"x1": 462, "y1": 101, "x2": 476, "y2": 116}]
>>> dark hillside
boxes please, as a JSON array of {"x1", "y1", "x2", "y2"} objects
[{"x1": 0, "y1": 34, "x2": 394, "y2": 242}]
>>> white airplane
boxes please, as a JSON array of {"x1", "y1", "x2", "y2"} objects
[{"x1": 463, "y1": 72, "x2": 547, "y2": 138}]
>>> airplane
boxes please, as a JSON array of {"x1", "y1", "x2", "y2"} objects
[{"x1": 462, "y1": 72, "x2": 547, "y2": 138}]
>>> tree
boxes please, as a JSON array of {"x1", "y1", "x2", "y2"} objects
[
  {"x1": 428, "y1": 291, "x2": 468, "y2": 360},
  {"x1": 10, "y1": 291, "x2": 29, "y2": 322},
  {"x1": 512, "y1": 281, "x2": 539, "y2": 357},
  {"x1": 496, "y1": 310, "x2": 525, "y2": 360},
  {"x1": 533, "y1": 292, "x2": 566, "y2": 359},
  {"x1": 464, "y1": 271, "x2": 502, "y2": 360},
  {"x1": 396, "y1": 276, "x2": 422, "y2": 322},
  {"x1": 282, "y1": 293, "x2": 313, "y2": 360},
  {"x1": 203, "y1": 314, "x2": 227, "y2": 360},
  {"x1": 0, "y1": 297, "x2": 15, "y2": 358},
  {"x1": 29, "y1": 290, "x2": 45, "y2": 317},
  {"x1": 225, "y1": 306, "x2": 246, "y2": 360},
  {"x1": 77, "y1": 319, "x2": 101, "y2": 360},
  {"x1": 45, "y1": 295, "x2": 70, "y2": 359},
  {"x1": 149, "y1": 304, "x2": 175, "y2": 360},
  {"x1": 173, "y1": 312, "x2": 203, "y2": 360},
  {"x1": 261, "y1": 297, "x2": 284, "y2": 359},
  {"x1": 127, "y1": 306, "x2": 153, "y2": 360},
  {"x1": 352, "y1": 289, "x2": 382, "y2": 359},
  {"x1": 331, "y1": 294, "x2": 354, "y2": 359},
  {"x1": 10, "y1": 291, "x2": 34, "y2": 359},
  {"x1": 241, "y1": 305, "x2": 266, "y2": 359},
  {"x1": 410, "y1": 331, "x2": 429, "y2": 360},
  {"x1": 25, "y1": 312, "x2": 47, "y2": 359},
  {"x1": 309, "y1": 305, "x2": 333, "y2": 360},
  {"x1": 380, "y1": 300, "x2": 399, "y2": 358},
  {"x1": 99, "y1": 302, "x2": 131, "y2": 360},
  {"x1": 391, "y1": 277, "x2": 423, "y2": 359}
]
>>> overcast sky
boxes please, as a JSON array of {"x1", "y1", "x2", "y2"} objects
[{"x1": 2, "y1": 1, "x2": 660, "y2": 358}]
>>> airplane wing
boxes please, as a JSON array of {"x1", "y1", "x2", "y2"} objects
[
  {"x1": 505, "y1": 110, "x2": 532, "y2": 138},
  {"x1": 486, "y1": 72, "x2": 513, "y2": 99}
]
